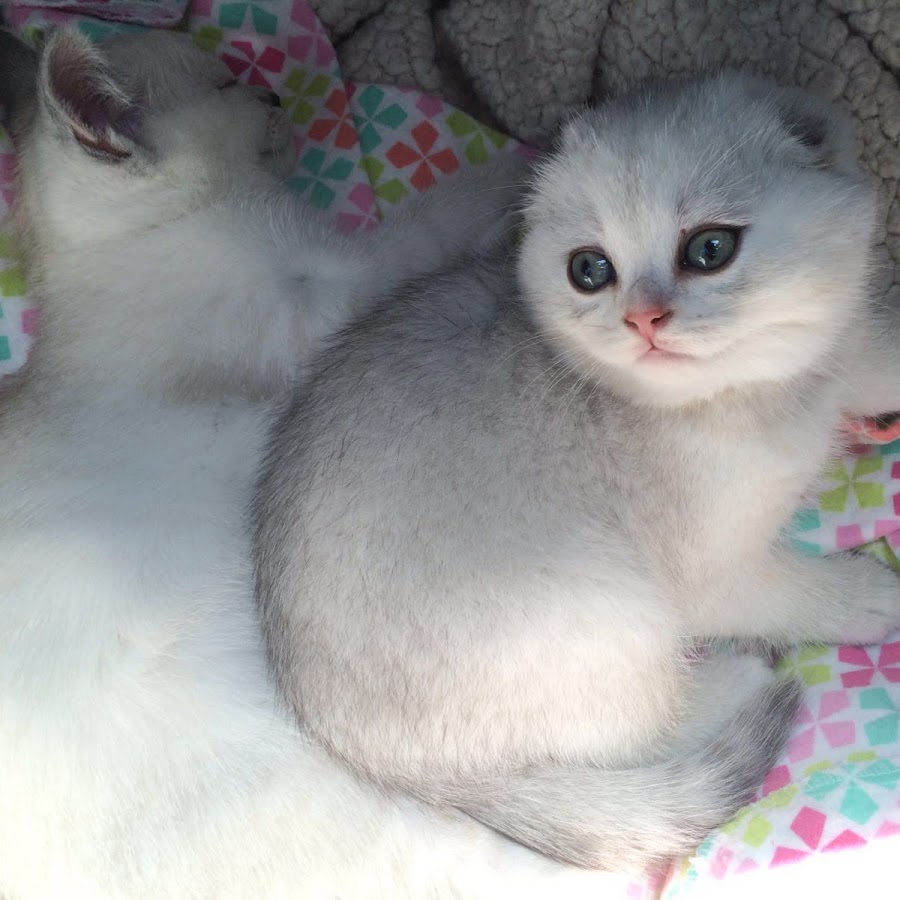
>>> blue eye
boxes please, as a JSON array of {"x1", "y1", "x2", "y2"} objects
[
  {"x1": 568, "y1": 249, "x2": 615, "y2": 292},
  {"x1": 683, "y1": 228, "x2": 739, "y2": 272}
]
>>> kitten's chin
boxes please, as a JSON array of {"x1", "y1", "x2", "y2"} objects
[
  {"x1": 608, "y1": 345, "x2": 829, "y2": 408},
  {"x1": 611, "y1": 361, "x2": 724, "y2": 407},
  {"x1": 637, "y1": 347, "x2": 694, "y2": 365}
]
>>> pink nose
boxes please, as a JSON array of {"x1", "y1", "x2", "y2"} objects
[{"x1": 623, "y1": 307, "x2": 673, "y2": 341}]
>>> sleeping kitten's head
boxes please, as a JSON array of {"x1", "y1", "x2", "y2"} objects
[
  {"x1": 520, "y1": 73, "x2": 878, "y2": 406},
  {"x1": 0, "y1": 28, "x2": 292, "y2": 253}
]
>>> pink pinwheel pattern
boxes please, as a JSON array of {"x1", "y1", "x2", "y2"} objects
[
  {"x1": 786, "y1": 691, "x2": 856, "y2": 767},
  {"x1": 839, "y1": 642, "x2": 900, "y2": 688},
  {"x1": 222, "y1": 40, "x2": 286, "y2": 88},
  {"x1": 334, "y1": 184, "x2": 379, "y2": 233},
  {"x1": 287, "y1": 1, "x2": 335, "y2": 67}
]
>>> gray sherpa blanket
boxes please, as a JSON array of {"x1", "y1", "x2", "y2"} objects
[{"x1": 312, "y1": 0, "x2": 900, "y2": 299}]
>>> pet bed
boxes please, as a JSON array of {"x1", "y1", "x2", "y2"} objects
[{"x1": 1, "y1": 2, "x2": 899, "y2": 896}]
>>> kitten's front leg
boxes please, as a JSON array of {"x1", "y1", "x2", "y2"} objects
[{"x1": 692, "y1": 547, "x2": 900, "y2": 647}]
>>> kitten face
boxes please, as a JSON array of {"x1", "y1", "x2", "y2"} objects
[
  {"x1": 519, "y1": 74, "x2": 878, "y2": 406},
  {"x1": 9, "y1": 29, "x2": 292, "y2": 249}
]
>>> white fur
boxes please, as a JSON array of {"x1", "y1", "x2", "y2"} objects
[{"x1": 0, "y1": 29, "x2": 607, "y2": 899}]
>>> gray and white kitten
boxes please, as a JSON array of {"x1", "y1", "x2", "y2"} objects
[
  {"x1": 0, "y1": 28, "x2": 610, "y2": 900},
  {"x1": 255, "y1": 74, "x2": 900, "y2": 872}
]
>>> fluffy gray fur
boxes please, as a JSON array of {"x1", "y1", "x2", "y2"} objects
[{"x1": 254, "y1": 73, "x2": 900, "y2": 871}]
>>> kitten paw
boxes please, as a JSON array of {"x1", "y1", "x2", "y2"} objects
[{"x1": 833, "y1": 561, "x2": 900, "y2": 645}]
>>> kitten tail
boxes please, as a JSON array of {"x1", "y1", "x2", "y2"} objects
[{"x1": 445, "y1": 677, "x2": 801, "y2": 872}]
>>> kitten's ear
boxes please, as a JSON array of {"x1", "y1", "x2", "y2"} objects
[
  {"x1": 769, "y1": 86, "x2": 858, "y2": 173},
  {"x1": 0, "y1": 30, "x2": 40, "y2": 136},
  {"x1": 39, "y1": 28, "x2": 142, "y2": 162}
]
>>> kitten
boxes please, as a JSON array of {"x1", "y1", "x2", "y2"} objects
[
  {"x1": 255, "y1": 73, "x2": 900, "y2": 872},
  {"x1": 0, "y1": 28, "x2": 604, "y2": 899}
]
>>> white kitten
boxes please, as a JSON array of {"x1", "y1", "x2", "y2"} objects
[
  {"x1": 0, "y1": 28, "x2": 605, "y2": 899},
  {"x1": 255, "y1": 73, "x2": 900, "y2": 871}
]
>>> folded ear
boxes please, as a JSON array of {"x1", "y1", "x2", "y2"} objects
[
  {"x1": 768, "y1": 84, "x2": 859, "y2": 174},
  {"x1": 0, "y1": 30, "x2": 40, "y2": 135},
  {"x1": 39, "y1": 28, "x2": 143, "y2": 162}
]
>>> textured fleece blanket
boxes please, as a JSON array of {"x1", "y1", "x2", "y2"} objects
[
  {"x1": 1, "y1": 2, "x2": 900, "y2": 898},
  {"x1": 317, "y1": 0, "x2": 900, "y2": 308}
]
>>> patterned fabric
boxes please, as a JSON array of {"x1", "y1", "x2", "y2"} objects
[
  {"x1": 664, "y1": 633, "x2": 900, "y2": 896},
  {"x1": 789, "y1": 440, "x2": 900, "y2": 558},
  {"x1": 1, "y1": 2, "x2": 899, "y2": 896},
  {"x1": 9, "y1": 1, "x2": 187, "y2": 25}
]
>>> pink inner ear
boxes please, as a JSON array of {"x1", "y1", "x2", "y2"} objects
[
  {"x1": 45, "y1": 34, "x2": 135, "y2": 157},
  {"x1": 70, "y1": 121, "x2": 131, "y2": 160}
]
